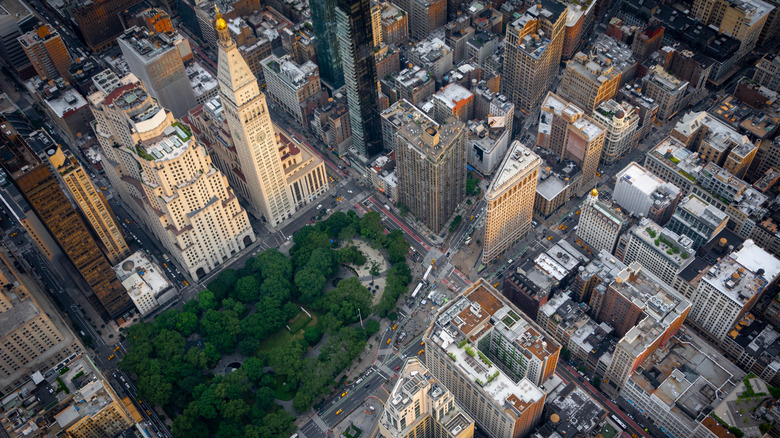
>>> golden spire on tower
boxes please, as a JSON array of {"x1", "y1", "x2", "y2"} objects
[{"x1": 214, "y1": 3, "x2": 227, "y2": 31}]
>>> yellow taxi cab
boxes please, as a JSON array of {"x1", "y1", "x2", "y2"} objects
[
  {"x1": 387, "y1": 338, "x2": 392, "y2": 344},
  {"x1": 108, "y1": 354, "x2": 115, "y2": 360},
  {"x1": 547, "y1": 236, "x2": 553, "y2": 241},
  {"x1": 336, "y1": 409, "x2": 343, "y2": 415},
  {"x1": 392, "y1": 324, "x2": 397, "y2": 330},
  {"x1": 341, "y1": 391, "x2": 347, "y2": 397},
  {"x1": 418, "y1": 349, "x2": 424, "y2": 355},
  {"x1": 114, "y1": 345, "x2": 120, "y2": 351}
]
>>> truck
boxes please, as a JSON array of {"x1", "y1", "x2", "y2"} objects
[
  {"x1": 423, "y1": 265, "x2": 433, "y2": 282},
  {"x1": 411, "y1": 282, "x2": 423, "y2": 298}
]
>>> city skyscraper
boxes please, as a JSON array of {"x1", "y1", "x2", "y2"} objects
[
  {"x1": 482, "y1": 141, "x2": 540, "y2": 264},
  {"x1": 502, "y1": 0, "x2": 567, "y2": 115},
  {"x1": 47, "y1": 145, "x2": 130, "y2": 265},
  {"x1": 18, "y1": 24, "x2": 72, "y2": 81},
  {"x1": 0, "y1": 119, "x2": 133, "y2": 320},
  {"x1": 215, "y1": 8, "x2": 295, "y2": 226},
  {"x1": 336, "y1": 0, "x2": 383, "y2": 157},
  {"x1": 309, "y1": 0, "x2": 344, "y2": 88}
]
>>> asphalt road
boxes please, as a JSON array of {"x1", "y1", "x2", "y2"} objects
[{"x1": 450, "y1": 199, "x2": 486, "y2": 251}]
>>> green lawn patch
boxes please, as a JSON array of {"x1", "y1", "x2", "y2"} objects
[
  {"x1": 258, "y1": 307, "x2": 320, "y2": 351},
  {"x1": 343, "y1": 424, "x2": 362, "y2": 438},
  {"x1": 288, "y1": 309, "x2": 313, "y2": 333}
]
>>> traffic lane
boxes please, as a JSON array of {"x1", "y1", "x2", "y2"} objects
[
  {"x1": 300, "y1": 420, "x2": 327, "y2": 438},
  {"x1": 320, "y1": 371, "x2": 386, "y2": 425},
  {"x1": 557, "y1": 365, "x2": 647, "y2": 438},
  {"x1": 361, "y1": 199, "x2": 427, "y2": 256},
  {"x1": 365, "y1": 196, "x2": 433, "y2": 251}
]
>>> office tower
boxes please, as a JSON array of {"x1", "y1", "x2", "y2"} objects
[
  {"x1": 18, "y1": 25, "x2": 72, "y2": 81},
  {"x1": 337, "y1": 0, "x2": 383, "y2": 157},
  {"x1": 70, "y1": 0, "x2": 138, "y2": 51},
  {"x1": 424, "y1": 280, "x2": 560, "y2": 438},
  {"x1": 0, "y1": 120, "x2": 133, "y2": 320},
  {"x1": 433, "y1": 84, "x2": 474, "y2": 124},
  {"x1": 47, "y1": 146, "x2": 129, "y2": 265},
  {"x1": 559, "y1": 51, "x2": 621, "y2": 112},
  {"x1": 261, "y1": 54, "x2": 322, "y2": 126},
  {"x1": 667, "y1": 194, "x2": 729, "y2": 251},
  {"x1": 392, "y1": 0, "x2": 446, "y2": 41},
  {"x1": 379, "y1": 358, "x2": 475, "y2": 438},
  {"x1": 117, "y1": 26, "x2": 196, "y2": 118},
  {"x1": 395, "y1": 116, "x2": 466, "y2": 233},
  {"x1": 642, "y1": 65, "x2": 689, "y2": 121},
  {"x1": 672, "y1": 111, "x2": 757, "y2": 179},
  {"x1": 310, "y1": 0, "x2": 344, "y2": 88},
  {"x1": 538, "y1": 92, "x2": 605, "y2": 186},
  {"x1": 215, "y1": 11, "x2": 295, "y2": 225},
  {"x1": 0, "y1": 249, "x2": 82, "y2": 393},
  {"x1": 502, "y1": 0, "x2": 567, "y2": 116},
  {"x1": 643, "y1": 137, "x2": 702, "y2": 196},
  {"x1": 598, "y1": 263, "x2": 691, "y2": 389},
  {"x1": 753, "y1": 52, "x2": 780, "y2": 92},
  {"x1": 575, "y1": 188, "x2": 628, "y2": 255},
  {"x1": 622, "y1": 218, "x2": 695, "y2": 286},
  {"x1": 0, "y1": 7, "x2": 33, "y2": 79},
  {"x1": 690, "y1": 0, "x2": 772, "y2": 61},
  {"x1": 88, "y1": 73, "x2": 255, "y2": 280},
  {"x1": 688, "y1": 240, "x2": 780, "y2": 342},
  {"x1": 482, "y1": 141, "x2": 540, "y2": 265},
  {"x1": 592, "y1": 99, "x2": 638, "y2": 165},
  {"x1": 613, "y1": 162, "x2": 681, "y2": 225}
]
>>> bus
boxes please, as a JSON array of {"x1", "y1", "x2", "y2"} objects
[
  {"x1": 611, "y1": 414, "x2": 627, "y2": 430},
  {"x1": 411, "y1": 282, "x2": 423, "y2": 298},
  {"x1": 423, "y1": 265, "x2": 433, "y2": 282}
]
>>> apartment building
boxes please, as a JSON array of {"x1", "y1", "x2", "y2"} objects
[
  {"x1": 599, "y1": 263, "x2": 691, "y2": 390},
  {"x1": 688, "y1": 239, "x2": 780, "y2": 342},
  {"x1": 753, "y1": 52, "x2": 780, "y2": 92},
  {"x1": 690, "y1": 0, "x2": 772, "y2": 61},
  {"x1": 592, "y1": 99, "x2": 638, "y2": 165},
  {"x1": 613, "y1": 162, "x2": 681, "y2": 225},
  {"x1": 466, "y1": 119, "x2": 511, "y2": 177},
  {"x1": 622, "y1": 218, "x2": 695, "y2": 286},
  {"x1": 424, "y1": 280, "x2": 560, "y2": 438},
  {"x1": 534, "y1": 160, "x2": 581, "y2": 218},
  {"x1": 433, "y1": 84, "x2": 474, "y2": 124},
  {"x1": 46, "y1": 146, "x2": 129, "y2": 265},
  {"x1": 559, "y1": 51, "x2": 621, "y2": 112},
  {"x1": 117, "y1": 26, "x2": 196, "y2": 118},
  {"x1": 667, "y1": 194, "x2": 729, "y2": 250},
  {"x1": 571, "y1": 249, "x2": 627, "y2": 304},
  {"x1": 616, "y1": 85, "x2": 659, "y2": 144},
  {"x1": 672, "y1": 111, "x2": 758, "y2": 179},
  {"x1": 392, "y1": 0, "x2": 446, "y2": 40},
  {"x1": 394, "y1": 66, "x2": 436, "y2": 107},
  {"x1": 482, "y1": 142, "x2": 540, "y2": 264},
  {"x1": 576, "y1": 188, "x2": 628, "y2": 255},
  {"x1": 377, "y1": 1, "x2": 409, "y2": 46},
  {"x1": 502, "y1": 0, "x2": 567, "y2": 115},
  {"x1": 539, "y1": 92, "x2": 605, "y2": 186},
  {"x1": 261, "y1": 54, "x2": 322, "y2": 126},
  {"x1": 70, "y1": 0, "x2": 137, "y2": 51},
  {"x1": 642, "y1": 65, "x2": 689, "y2": 122},
  {"x1": 0, "y1": 120, "x2": 133, "y2": 321},
  {"x1": 18, "y1": 25, "x2": 71, "y2": 81},
  {"x1": 395, "y1": 117, "x2": 466, "y2": 233},
  {"x1": 379, "y1": 358, "x2": 475, "y2": 438},
  {"x1": 407, "y1": 37, "x2": 453, "y2": 81},
  {"x1": 643, "y1": 137, "x2": 704, "y2": 196},
  {"x1": 0, "y1": 249, "x2": 82, "y2": 394}
]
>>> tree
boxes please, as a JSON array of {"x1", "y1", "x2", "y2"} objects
[
  {"x1": 137, "y1": 372, "x2": 172, "y2": 406},
  {"x1": 304, "y1": 326, "x2": 324, "y2": 345},
  {"x1": 234, "y1": 276, "x2": 260, "y2": 303},
  {"x1": 260, "y1": 275, "x2": 291, "y2": 303},
  {"x1": 295, "y1": 268, "x2": 327, "y2": 304},
  {"x1": 242, "y1": 356, "x2": 266, "y2": 381},
  {"x1": 153, "y1": 329, "x2": 186, "y2": 360},
  {"x1": 388, "y1": 312, "x2": 398, "y2": 321},
  {"x1": 199, "y1": 309, "x2": 242, "y2": 353},
  {"x1": 365, "y1": 319, "x2": 380, "y2": 336},
  {"x1": 257, "y1": 249, "x2": 293, "y2": 280},
  {"x1": 369, "y1": 260, "x2": 381, "y2": 279},
  {"x1": 176, "y1": 311, "x2": 198, "y2": 336},
  {"x1": 208, "y1": 269, "x2": 238, "y2": 301},
  {"x1": 359, "y1": 211, "x2": 384, "y2": 242},
  {"x1": 238, "y1": 336, "x2": 261, "y2": 356},
  {"x1": 198, "y1": 289, "x2": 217, "y2": 311},
  {"x1": 336, "y1": 245, "x2": 366, "y2": 266},
  {"x1": 320, "y1": 277, "x2": 372, "y2": 324},
  {"x1": 307, "y1": 247, "x2": 336, "y2": 278}
]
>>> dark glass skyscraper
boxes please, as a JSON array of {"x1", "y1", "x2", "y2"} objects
[
  {"x1": 336, "y1": 0, "x2": 382, "y2": 157},
  {"x1": 310, "y1": 0, "x2": 344, "y2": 88}
]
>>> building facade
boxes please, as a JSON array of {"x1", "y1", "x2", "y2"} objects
[
  {"x1": 559, "y1": 51, "x2": 621, "y2": 112},
  {"x1": 18, "y1": 25, "x2": 71, "y2": 81},
  {"x1": 667, "y1": 194, "x2": 729, "y2": 251},
  {"x1": 395, "y1": 117, "x2": 466, "y2": 233},
  {"x1": 261, "y1": 54, "x2": 322, "y2": 126},
  {"x1": 482, "y1": 141, "x2": 540, "y2": 264},
  {"x1": 47, "y1": 146, "x2": 129, "y2": 265},
  {"x1": 592, "y1": 99, "x2": 638, "y2": 165},
  {"x1": 622, "y1": 218, "x2": 695, "y2": 286},
  {"x1": 576, "y1": 188, "x2": 628, "y2": 255}
]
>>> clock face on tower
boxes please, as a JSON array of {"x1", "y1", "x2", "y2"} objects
[{"x1": 256, "y1": 133, "x2": 264, "y2": 142}]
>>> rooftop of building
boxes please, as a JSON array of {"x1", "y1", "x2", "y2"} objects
[
  {"x1": 427, "y1": 280, "x2": 557, "y2": 415},
  {"x1": 379, "y1": 1, "x2": 406, "y2": 25},
  {"x1": 409, "y1": 37, "x2": 450, "y2": 64},
  {"x1": 629, "y1": 328, "x2": 745, "y2": 425},
  {"x1": 17, "y1": 24, "x2": 64, "y2": 47},
  {"x1": 262, "y1": 54, "x2": 319, "y2": 89},
  {"x1": 536, "y1": 159, "x2": 580, "y2": 201},
  {"x1": 610, "y1": 261, "x2": 691, "y2": 323},
  {"x1": 618, "y1": 83, "x2": 660, "y2": 110},
  {"x1": 646, "y1": 65, "x2": 687, "y2": 92},
  {"x1": 676, "y1": 194, "x2": 729, "y2": 228},
  {"x1": 753, "y1": 167, "x2": 780, "y2": 193},
  {"x1": 632, "y1": 217, "x2": 695, "y2": 263},
  {"x1": 395, "y1": 65, "x2": 432, "y2": 88},
  {"x1": 382, "y1": 358, "x2": 474, "y2": 436},
  {"x1": 114, "y1": 251, "x2": 171, "y2": 298},
  {"x1": 466, "y1": 119, "x2": 509, "y2": 153},
  {"x1": 135, "y1": 121, "x2": 193, "y2": 163},
  {"x1": 487, "y1": 141, "x2": 540, "y2": 196},
  {"x1": 567, "y1": 50, "x2": 620, "y2": 84},
  {"x1": 381, "y1": 99, "x2": 437, "y2": 130},
  {"x1": 117, "y1": 25, "x2": 186, "y2": 62},
  {"x1": 710, "y1": 94, "x2": 779, "y2": 140},
  {"x1": 531, "y1": 241, "x2": 588, "y2": 282},
  {"x1": 594, "y1": 99, "x2": 639, "y2": 125},
  {"x1": 512, "y1": 0, "x2": 567, "y2": 29},
  {"x1": 647, "y1": 137, "x2": 704, "y2": 181},
  {"x1": 674, "y1": 111, "x2": 755, "y2": 155},
  {"x1": 186, "y1": 61, "x2": 218, "y2": 98},
  {"x1": 728, "y1": 314, "x2": 780, "y2": 368},
  {"x1": 578, "y1": 249, "x2": 628, "y2": 283},
  {"x1": 433, "y1": 83, "x2": 473, "y2": 109},
  {"x1": 540, "y1": 92, "x2": 605, "y2": 141},
  {"x1": 724, "y1": 0, "x2": 773, "y2": 26},
  {"x1": 546, "y1": 383, "x2": 606, "y2": 436},
  {"x1": 701, "y1": 240, "x2": 779, "y2": 306},
  {"x1": 616, "y1": 162, "x2": 681, "y2": 202}
]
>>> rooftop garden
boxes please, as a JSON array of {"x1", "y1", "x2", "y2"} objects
[
  {"x1": 654, "y1": 235, "x2": 688, "y2": 259},
  {"x1": 171, "y1": 121, "x2": 192, "y2": 141},
  {"x1": 679, "y1": 170, "x2": 696, "y2": 182}
]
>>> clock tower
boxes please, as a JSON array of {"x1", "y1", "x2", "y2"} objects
[{"x1": 215, "y1": 6, "x2": 292, "y2": 226}]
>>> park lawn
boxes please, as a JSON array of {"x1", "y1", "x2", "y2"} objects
[
  {"x1": 263, "y1": 372, "x2": 298, "y2": 401},
  {"x1": 258, "y1": 306, "x2": 320, "y2": 351}
]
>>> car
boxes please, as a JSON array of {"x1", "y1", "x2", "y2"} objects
[
  {"x1": 347, "y1": 190, "x2": 353, "y2": 193},
  {"x1": 108, "y1": 354, "x2": 115, "y2": 360},
  {"x1": 364, "y1": 383, "x2": 370, "y2": 388},
  {"x1": 387, "y1": 338, "x2": 391, "y2": 344},
  {"x1": 341, "y1": 391, "x2": 347, "y2": 397},
  {"x1": 114, "y1": 345, "x2": 120, "y2": 351},
  {"x1": 100, "y1": 187, "x2": 107, "y2": 190},
  {"x1": 392, "y1": 324, "x2": 397, "y2": 330},
  {"x1": 395, "y1": 366, "x2": 400, "y2": 371},
  {"x1": 508, "y1": 259, "x2": 514, "y2": 264},
  {"x1": 578, "y1": 377, "x2": 584, "y2": 382},
  {"x1": 316, "y1": 204, "x2": 323, "y2": 210},
  {"x1": 547, "y1": 236, "x2": 553, "y2": 240},
  {"x1": 182, "y1": 280, "x2": 189, "y2": 286},
  {"x1": 336, "y1": 409, "x2": 343, "y2": 415},
  {"x1": 10, "y1": 231, "x2": 17, "y2": 237},
  {"x1": 418, "y1": 349, "x2": 424, "y2": 355}
]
